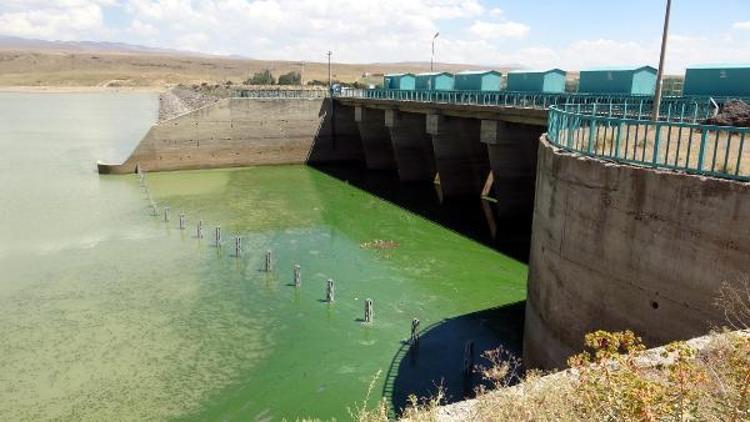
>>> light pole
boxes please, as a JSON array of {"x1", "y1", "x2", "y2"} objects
[
  {"x1": 431, "y1": 32, "x2": 440, "y2": 72},
  {"x1": 652, "y1": 0, "x2": 672, "y2": 121},
  {"x1": 327, "y1": 51, "x2": 332, "y2": 89}
]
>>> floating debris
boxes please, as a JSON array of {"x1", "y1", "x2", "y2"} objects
[{"x1": 359, "y1": 240, "x2": 400, "y2": 250}]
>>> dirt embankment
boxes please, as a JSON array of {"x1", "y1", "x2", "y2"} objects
[
  {"x1": 705, "y1": 100, "x2": 750, "y2": 127},
  {"x1": 158, "y1": 84, "x2": 233, "y2": 122}
]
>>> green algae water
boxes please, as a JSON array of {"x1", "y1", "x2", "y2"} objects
[{"x1": 0, "y1": 92, "x2": 527, "y2": 420}]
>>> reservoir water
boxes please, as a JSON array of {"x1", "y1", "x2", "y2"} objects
[{"x1": 0, "y1": 92, "x2": 527, "y2": 420}]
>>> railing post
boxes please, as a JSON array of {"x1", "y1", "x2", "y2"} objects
[
  {"x1": 652, "y1": 123, "x2": 662, "y2": 166},
  {"x1": 697, "y1": 130, "x2": 708, "y2": 171}
]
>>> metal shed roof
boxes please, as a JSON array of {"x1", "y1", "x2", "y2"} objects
[{"x1": 454, "y1": 70, "x2": 501, "y2": 75}]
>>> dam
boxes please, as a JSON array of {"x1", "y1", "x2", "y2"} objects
[
  {"x1": 99, "y1": 85, "x2": 749, "y2": 372},
  {"x1": 2, "y1": 82, "x2": 747, "y2": 419}
]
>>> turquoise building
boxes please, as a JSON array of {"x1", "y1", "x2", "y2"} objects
[
  {"x1": 683, "y1": 65, "x2": 750, "y2": 97},
  {"x1": 454, "y1": 70, "x2": 502, "y2": 91},
  {"x1": 383, "y1": 73, "x2": 416, "y2": 90},
  {"x1": 578, "y1": 66, "x2": 657, "y2": 95},
  {"x1": 506, "y1": 69, "x2": 566, "y2": 93},
  {"x1": 415, "y1": 72, "x2": 455, "y2": 91}
]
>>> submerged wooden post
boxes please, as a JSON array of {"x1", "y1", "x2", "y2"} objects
[
  {"x1": 179, "y1": 213, "x2": 186, "y2": 230},
  {"x1": 215, "y1": 226, "x2": 222, "y2": 247},
  {"x1": 293, "y1": 264, "x2": 301, "y2": 287},
  {"x1": 163, "y1": 206, "x2": 170, "y2": 223},
  {"x1": 197, "y1": 220, "x2": 203, "y2": 239},
  {"x1": 463, "y1": 340, "x2": 475, "y2": 377},
  {"x1": 364, "y1": 298, "x2": 373, "y2": 323},
  {"x1": 326, "y1": 279, "x2": 335, "y2": 303}
]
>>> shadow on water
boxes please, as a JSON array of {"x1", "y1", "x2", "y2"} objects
[
  {"x1": 311, "y1": 163, "x2": 532, "y2": 263},
  {"x1": 384, "y1": 301, "x2": 526, "y2": 416}
]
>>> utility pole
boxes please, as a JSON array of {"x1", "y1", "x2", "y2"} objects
[
  {"x1": 327, "y1": 51, "x2": 332, "y2": 89},
  {"x1": 652, "y1": 0, "x2": 672, "y2": 122},
  {"x1": 431, "y1": 32, "x2": 440, "y2": 72}
]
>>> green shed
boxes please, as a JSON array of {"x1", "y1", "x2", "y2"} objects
[
  {"x1": 578, "y1": 66, "x2": 657, "y2": 95},
  {"x1": 454, "y1": 70, "x2": 501, "y2": 91},
  {"x1": 415, "y1": 72, "x2": 455, "y2": 91},
  {"x1": 683, "y1": 64, "x2": 750, "y2": 97},
  {"x1": 506, "y1": 69, "x2": 566, "y2": 93},
  {"x1": 384, "y1": 73, "x2": 416, "y2": 90}
]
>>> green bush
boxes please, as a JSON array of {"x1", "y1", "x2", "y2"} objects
[{"x1": 245, "y1": 69, "x2": 275, "y2": 85}]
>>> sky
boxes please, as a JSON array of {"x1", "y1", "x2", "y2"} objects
[{"x1": 1, "y1": 0, "x2": 749, "y2": 72}]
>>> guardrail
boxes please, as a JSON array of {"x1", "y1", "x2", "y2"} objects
[
  {"x1": 547, "y1": 104, "x2": 749, "y2": 181},
  {"x1": 234, "y1": 89, "x2": 329, "y2": 99},
  {"x1": 335, "y1": 89, "x2": 734, "y2": 121}
]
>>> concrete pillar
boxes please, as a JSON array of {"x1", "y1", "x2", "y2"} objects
[
  {"x1": 385, "y1": 110, "x2": 435, "y2": 182},
  {"x1": 308, "y1": 100, "x2": 365, "y2": 164},
  {"x1": 481, "y1": 120, "x2": 544, "y2": 218},
  {"x1": 426, "y1": 114, "x2": 488, "y2": 198},
  {"x1": 355, "y1": 106, "x2": 396, "y2": 170}
]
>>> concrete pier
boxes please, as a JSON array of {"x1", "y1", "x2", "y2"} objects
[
  {"x1": 426, "y1": 114, "x2": 489, "y2": 198},
  {"x1": 481, "y1": 120, "x2": 543, "y2": 218},
  {"x1": 355, "y1": 106, "x2": 396, "y2": 170},
  {"x1": 385, "y1": 110, "x2": 436, "y2": 182}
]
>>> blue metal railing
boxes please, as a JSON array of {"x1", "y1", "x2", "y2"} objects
[
  {"x1": 234, "y1": 88, "x2": 328, "y2": 99},
  {"x1": 547, "y1": 104, "x2": 749, "y2": 181}
]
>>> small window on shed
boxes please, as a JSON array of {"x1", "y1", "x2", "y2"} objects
[
  {"x1": 523, "y1": 74, "x2": 528, "y2": 80},
  {"x1": 607, "y1": 72, "x2": 613, "y2": 81},
  {"x1": 720, "y1": 70, "x2": 728, "y2": 79}
]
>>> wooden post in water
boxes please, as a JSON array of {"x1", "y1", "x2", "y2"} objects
[
  {"x1": 234, "y1": 236, "x2": 241, "y2": 257},
  {"x1": 265, "y1": 250, "x2": 273, "y2": 272},
  {"x1": 294, "y1": 264, "x2": 302, "y2": 287},
  {"x1": 364, "y1": 298, "x2": 373, "y2": 323},
  {"x1": 410, "y1": 318, "x2": 420, "y2": 345},
  {"x1": 215, "y1": 226, "x2": 222, "y2": 247},
  {"x1": 163, "y1": 206, "x2": 170, "y2": 223},
  {"x1": 463, "y1": 340, "x2": 475, "y2": 377},
  {"x1": 197, "y1": 220, "x2": 203, "y2": 239},
  {"x1": 326, "y1": 279, "x2": 335, "y2": 303},
  {"x1": 179, "y1": 213, "x2": 186, "y2": 230}
]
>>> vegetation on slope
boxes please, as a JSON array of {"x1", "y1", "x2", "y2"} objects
[{"x1": 351, "y1": 280, "x2": 750, "y2": 421}]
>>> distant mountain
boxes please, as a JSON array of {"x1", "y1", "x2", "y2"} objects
[{"x1": 0, "y1": 35, "x2": 202, "y2": 56}]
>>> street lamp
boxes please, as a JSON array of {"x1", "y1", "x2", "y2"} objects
[
  {"x1": 431, "y1": 32, "x2": 440, "y2": 72},
  {"x1": 327, "y1": 51, "x2": 332, "y2": 89},
  {"x1": 652, "y1": 0, "x2": 672, "y2": 121}
]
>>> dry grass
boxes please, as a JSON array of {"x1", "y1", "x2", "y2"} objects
[
  {"x1": 0, "y1": 49, "x2": 503, "y2": 87},
  {"x1": 560, "y1": 123, "x2": 750, "y2": 178}
]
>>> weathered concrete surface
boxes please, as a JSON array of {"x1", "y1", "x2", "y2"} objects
[
  {"x1": 481, "y1": 121, "x2": 542, "y2": 218},
  {"x1": 98, "y1": 97, "x2": 362, "y2": 174},
  {"x1": 355, "y1": 106, "x2": 396, "y2": 170},
  {"x1": 385, "y1": 110, "x2": 435, "y2": 181},
  {"x1": 426, "y1": 115, "x2": 489, "y2": 198},
  {"x1": 308, "y1": 101, "x2": 365, "y2": 164},
  {"x1": 524, "y1": 135, "x2": 750, "y2": 369}
]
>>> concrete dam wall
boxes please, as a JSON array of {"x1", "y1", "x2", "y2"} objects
[
  {"x1": 524, "y1": 136, "x2": 750, "y2": 369},
  {"x1": 98, "y1": 97, "x2": 363, "y2": 174}
]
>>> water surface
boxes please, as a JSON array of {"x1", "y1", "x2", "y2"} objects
[{"x1": 0, "y1": 92, "x2": 527, "y2": 420}]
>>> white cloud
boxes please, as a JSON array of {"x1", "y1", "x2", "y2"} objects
[
  {"x1": 469, "y1": 20, "x2": 529, "y2": 39},
  {"x1": 0, "y1": 3, "x2": 107, "y2": 39},
  {"x1": 733, "y1": 21, "x2": 750, "y2": 31}
]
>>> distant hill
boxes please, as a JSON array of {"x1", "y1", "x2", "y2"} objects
[
  {"x1": 0, "y1": 35, "x2": 193, "y2": 56},
  {"x1": 0, "y1": 35, "x2": 521, "y2": 88}
]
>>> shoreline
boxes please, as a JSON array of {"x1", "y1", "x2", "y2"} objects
[{"x1": 0, "y1": 85, "x2": 166, "y2": 93}]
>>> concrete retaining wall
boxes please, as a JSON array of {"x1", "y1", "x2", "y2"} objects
[
  {"x1": 525, "y1": 135, "x2": 750, "y2": 369},
  {"x1": 98, "y1": 97, "x2": 360, "y2": 174}
]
